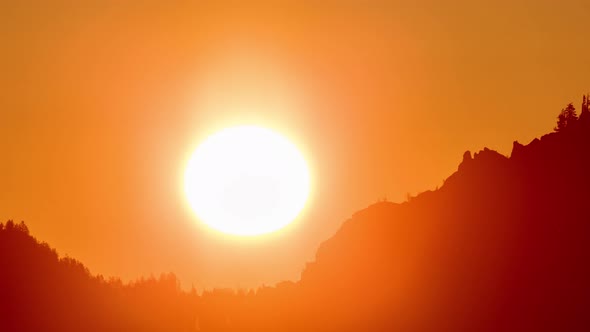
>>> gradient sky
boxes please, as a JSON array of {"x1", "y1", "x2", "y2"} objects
[{"x1": 2, "y1": 1, "x2": 589, "y2": 289}]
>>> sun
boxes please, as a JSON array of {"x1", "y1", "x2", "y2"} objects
[{"x1": 184, "y1": 126, "x2": 310, "y2": 236}]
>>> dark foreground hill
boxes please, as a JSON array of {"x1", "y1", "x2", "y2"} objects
[
  {"x1": 2, "y1": 102, "x2": 590, "y2": 331},
  {"x1": 0, "y1": 221, "x2": 197, "y2": 331},
  {"x1": 298, "y1": 124, "x2": 590, "y2": 331}
]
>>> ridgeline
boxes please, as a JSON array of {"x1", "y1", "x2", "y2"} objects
[{"x1": 2, "y1": 97, "x2": 590, "y2": 331}]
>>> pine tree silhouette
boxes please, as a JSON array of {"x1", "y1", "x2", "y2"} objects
[{"x1": 555, "y1": 102, "x2": 578, "y2": 132}]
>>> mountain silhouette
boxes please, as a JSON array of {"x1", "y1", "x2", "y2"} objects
[
  {"x1": 298, "y1": 121, "x2": 590, "y2": 331},
  {"x1": 2, "y1": 97, "x2": 590, "y2": 331},
  {"x1": 0, "y1": 221, "x2": 196, "y2": 331},
  {"x1": 295, "y1": 98, "x2": 590, "y2": 331}
]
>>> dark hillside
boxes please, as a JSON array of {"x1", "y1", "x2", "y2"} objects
[
  {"x1": 0, "y1": 221, "x2": 196, "y2": 331},
  {"x1": 2, "y1": 100, "x2": 590, "y2": 331},
  {"x1": 298, "y1": 107, "x2": 590, "y2": 331}
]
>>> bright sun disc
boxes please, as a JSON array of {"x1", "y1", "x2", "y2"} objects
[{"x1": 184, "y1": 126, "x2": 310, "y2": 236}]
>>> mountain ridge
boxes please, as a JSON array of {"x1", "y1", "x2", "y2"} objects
[
  {"x1": 297, "y1": 105, "x2": 590, "y2": 330},
  {"x1": 2, "y1": 100, "x2": 590, "y2": 331}
]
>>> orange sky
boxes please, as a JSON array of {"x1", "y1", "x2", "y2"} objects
[{"x1": 2, "y1": 1, "x2": 589, "y2": 289}]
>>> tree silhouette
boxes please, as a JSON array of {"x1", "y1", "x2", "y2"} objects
[
  {"x1": 582, "y1": 94, "x2": 589, "y2": 116},
  {"x1": 0, "y1": 222, "x2": 196, "y2": 331},
  {"x1": 3, "y1": 99, "x2": 590, "y2": 331},
  {"x1": 555, "y1": 103, "x2": 578, "y2": 132}
]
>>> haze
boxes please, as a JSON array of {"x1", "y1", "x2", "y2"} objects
[{"x1": 1, "y1": 1, "x2": 589, "y2": 289}]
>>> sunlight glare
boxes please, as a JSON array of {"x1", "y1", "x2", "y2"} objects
[{"x1": 184, "y1": 126, "x2": 310, "y2": 236}]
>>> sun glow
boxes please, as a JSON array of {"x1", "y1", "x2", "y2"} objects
[{"x1": 184, "y1": 126, "x2": 310, "y2": 236}]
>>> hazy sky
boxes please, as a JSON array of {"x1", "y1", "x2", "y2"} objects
[{"x1": 2, "y1": 1, "x2": 589, "y2": 289}]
